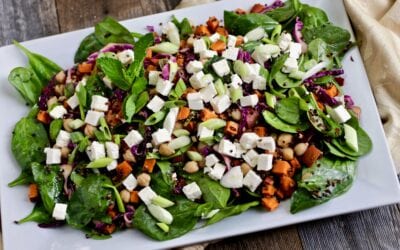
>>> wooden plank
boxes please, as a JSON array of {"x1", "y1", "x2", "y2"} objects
[{"x1": 0, "y1": 0, "x2": 59, "y2": 46}]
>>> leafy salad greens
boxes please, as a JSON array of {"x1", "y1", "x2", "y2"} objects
[{"x1": 8, "y1": 0, "x2": 371, "y2": 241}]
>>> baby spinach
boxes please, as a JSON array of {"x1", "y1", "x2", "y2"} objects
[
  {"x1": 8, "y1": 67, "x2": 41, "y2": 106},
  {"x1": 265, "y1": 0, "x2": 301, "y2": 23},
  {"x1": 275, "y1": 97, "x2": 301, "y2": 125},
  {"x1": 74, "y1": 33, "x2": 103, "y2": 64},
  {"x1": 263, "y1": 110, "x2": 308, "y2": 133},
  {"x1": 324, "y1": 141, "x2": 357, "y2": 161},
  {"x1": 8, "y1": 171, "x2": 33, "y2": 187},
  {"x1": 49, "y1": 119, "x2": 63, "y2": 141},
  {"x1": 16, "y1": 202, "x2": 52, "y2": 224},
  {"x1": 224, "y1": 11, "x2": 278, "y2": 36},
  {"x1": 96, "y1": 57, "x2": 131, "y2": 90},
  {"x1": 274, "y1": 71, "x2": 302, "y2": 88},
  {"x1": 298, "y1": 4, "x2": 329, "y2": 28},
  {"x1": 268, "y1": 54, "x2": 288, "y2": 85},
  {"x1": 171, "y1": 16, "x2": 193, "y2": 39},
  {"x1": 122, "y1": 94, "x2": 136, "y2": 122},
  {"x1": 331, "y1": 126, "x2": 372, "y2": 157},
  {"x1": 135, "y1": 91, "x2": 149, "y2": 114},
  {"x1": 206, "y1": 201, "x2": 259, "y2": 225}
]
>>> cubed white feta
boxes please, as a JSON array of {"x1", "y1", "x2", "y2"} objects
[
  {"x1": 84, "y1": 110, "x2": 104, "y2": 126},
  {"x1": 328, "y1": 105, "x2": 351, "y2": 123},
  {"x1": 250, "y1": 63, "x2": 261, "y2": 75},
  {"x1": 49, "y1": 105, "x2": 67, "y2": 119},
  {"x1": 220, "y1": 166, "x2": 243, "y2": 188},
  {"x1": 245, "y1": 27, "x2": 266, "y2": 41},
  {"x1": 147, "y1": 95, "x2": 165, "y2": 113},
  {"x1": 199, "y1": 83, "x2": 217, "y2": 103},
  {"x1": 86, "y1": 141, "x2": 106, "y2": 161},
  {"x1": 66, "y1": 94, "x2": 79, "y2": 109},
  {"x1": 124, "y1": 129, "x2": 143, "y2": 148},
  {"x1": 231, "y1": 74, "x2": 243, "y2": 86},
  {"x1": 193, "y1": 38, "x2": 208, "y2": 54},
  {"x1": 186, "y1": 60, "x2": 204, "y2": 74},
  {"x1": 278, "y1": 32, "x2": 292, "y2": 52},
  {"x1": 212, "y1": 59, "x2": 230, "y2": 77},
  {"x1": 117, "y1": 49, "x2": 134, "y2": 65},
  {"x1": 187, "y1": 92, "x2": 204, "y2": 110},
  {"x1": 234, "y1": 142, "x2": 246, "y2": 158},
  {"x1": 240, "y1": 94, "x2": 259, "y2": 107},
  {"x1": 251, "y1": 44, "x2": 280, "y2": 65},
  {"x1": 201, "y1": 74, "x2": 214, "y2": 86},
  {"x1": 189, "y1": 71, "x2": 206, "y2": 89},
  {"x1": 182, "y1": 182, "x2": 202, "y2": 201},
  {"x1": 44, "y1": 147, "x2": 61, "y2": 165},
  {"x1": 257, "y1": 137, "x2": 276, "y2": 152},
  {"x1": 282, "y1": 57, "x2": 298, "y2": 73},
  {"x1": 243, "y1": 170, "x2": 262, "y2": 192},
  {"x1": 257, "y1": 153, "x2": 274, "y2": 171},
  {"x1": 209, "y1": 33, "x2": 220, "y2": 43},
  {"x1": 205, "y1": 154, "x2": 219, "y2": 167},
  {"x1": 209, "y1": 163, "x2": 226, "y2": 181},
  {"x1": 197, "y1": 124, "x2": 214, "y2": 139},
  {"x1": 138, "y1": 186, "x2": 157, "y2": 205},
  {"x1": 239, "y1": 132, "x2": 260, "y2": 149},
  {"x1": 252, "y1": 75, "x2": 267, "y2": 90},
  {"x1": 55, "y1": 130, "x2": 71, "y2": 148},
  {"x1": 218, "y1": 139, "x2": 237, "y2": 157},
  {"x1": 227, "y1": 35, "x2": 237, "y2": 47},
  {"x1": 289, "y1": 42, "x2": 302, "y2": 59},
  {"x1": 52, "y1": 203, "x2": 68, "y2": 220},
  {"x1": 152, "y1": 128, "x2": 172, "y2": 145},
  {"x1": 105, "y1": 141, "x2": 119, "y2": 159},
  {"x1": 106, "y1": 159, "x2": 118, "y2": 171},
  {"x1": 163, "y1": 107, "x2": 179, "y2": 134},
  {"x1": 75, "y1": 77, "x2": 87, "y2": 91},
  {"x1": 243, "y1": 149, "x2": 259, "y2": 167},
  {"x1": 90, "y1": 95, "x2": 109, "y2": 112},
  {"x1": 200, "y1": 50, "x2": 218, "y2": 60},
  {"x1": 148, "y1": 71, "x2": 161, "y2": 86},
  {"x1": 156, "y1": 78, "x2": 174, "y2": 96},
  {"x1": 122, "y1": 174, "x2": 137, "y2": 191},
  {"x1": 222, "y1": 47, "x2": 239, "y2": 61},
  {"x1": 210, "y1": 95, "x2": 231, "y2": 114}
]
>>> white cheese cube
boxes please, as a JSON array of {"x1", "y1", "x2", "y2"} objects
[
  {"x1": 156, "y1": 78, "x2": 174, "y2": 96},
  {"x1": 106, "y1": 159, "x2": 118, "y2": 171},
  {"x1": 252, "y1": 75, "x2": 267, "y2": 90},
  {"x1": 243, "y1": 170, "x2": 262, "y2": 192},
  {"x1": 200, "y1": 50, "x2": 218, "y2": 60},
  {"x1": 197, "y1": 125, "x2": 214, "y2": 139},
  {"x1": 147, "y1": 95, "x2": 165, "y2": 113},
  {"x1": 257, "y1": 137, "x2": 276, "y2": 152},
  {"x1": 84, "y1": 110, "x2": 104, "y2": 126},
  {"x1": 250, "y1": 63, "x2": 261, "y2": 75},
  {"x1": 90, "y1": 95, "x2": 109, "y2": 112},
  {"x1": 182, "y1": 182, "x2": 202, "y2": 201},
  {"x1": 257, "y1": 153, "x2": 274, "y2": 171},
  {"x1": 289, "y1": 42, "x2": 302, "y2": 59},
  {"x1": 138, "y1": 186, "x2": 158, "y2": 205},
  {"x1": 239, "y1": 132, "x2": 260, "y2": 149},
  {"x1": 117, "y1": 49, "x2": 134, "y2": 65},
  {"x1": 278, "y1": 32, "x2": 292, "y2": 52},
  {"x1": 243, "y1": 149, "x2": 259, "y2": 167},
  {"x1": 282, "y1": 57, "x2": 298, "y2": 73},
  {"x1": 66, "y1": 94, "x2": 79, "y2": 109},
  {"x1": 240, "y1": 63, "x2": 259, "y2": 82},
  {"x1": 189, "y1": 71, "x2": 206, "y2": 89},
  {"x1": 52, "y1": 203, "x2": 68, "y2": 220},
  {"x1": 75, "y1": 77, "x2": 87, "y2": 91},
  {"x1": 210, "y1": 95, "x2": 231, "y2": 114},
  {"x1": 200, "y1": 74, "x2": 214, "y2": 88},
  {"x1": 199, "y1": 83, "x2": 217, "y2": 103},
  {"x1": 49, "y1": 105, "x2": 67, "y2": 119},
  {"x1": 163, "y1": 107, "x2": 179, "y2": 134},
  {"x1": 105, "y1": 141, "x2": 119, "y2": 159},
  {"x1": 227, "y1": 35, "x2": 237, "y2": 47},
  {"x1": 193, "y1": 38, "x2": 207, "y2": 54},
  {"x1": 220, "y1": 166, "x2": 243, "y2": 188},
  {"x1": 205, "y1": 154, "x2": 219, "y2": 167},
  {"x1": 222, "y1": 47, "x2": 239, "y2": 61},
  {"x1": 209, "y1": 33, "x2": 220, "y2": 43},
  {"x1": 124, "y1": 129, "x2": 144, "y2": 148},
  {"x1": 245, "y1": 27, "x2": 266, "y2": 42},
  {"x1": 204, "y1": 166, "x2": 212, "y2": 174},
  {"x1": 212, "y1": 59, "x2": 231, "y2": 77},
  {"x1": 218, "y1": 139, "x2": 237, "y2": 157},
  {"x1": 86, "y1": 141, "x2": 106, "y2": 161},
  {"x1": 208, "y1": 163, "x2": 226, "y2": 181},
  {"x1": 152, "y1": 128, "x2": 172, "y2": 145},
  {"x1": 187, "y1": 92, "x2": 204, "y2": 110},
  {"x1": 329, "y1": 105, "x2": 351, "y2": 123},
  {"x1": 148, "y1": 71, "x2": 161, "y2": 86},
  {"x1": 231, "y1": 74, "x2": 243, "y2": 86},
  {"x1": 186, "y1": 60, "x2": 204, "y2": 74},
  {"x1": 234, "y1": 142, "x2": 246, "y2": 158},
  {"x1": 55, "y1": 130, "x2": 71, "y2": 148},
  {"x1": 44, "y1": 147, "x2": 61, "y2": 165},
  {"x1": 240, "y1": 94, "x2": 259, "y2": 107},
  {"x1": 122, "y1": 174, "x2": 137, "y2": 191}
]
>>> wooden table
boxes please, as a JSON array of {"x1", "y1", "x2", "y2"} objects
[{"x1": 1, "y1": 0, "x2": 399, "y2": 249}]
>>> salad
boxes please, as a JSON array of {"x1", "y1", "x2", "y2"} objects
[{"x1": 7, "y1": 0, "x2": 372, "y2": 241}]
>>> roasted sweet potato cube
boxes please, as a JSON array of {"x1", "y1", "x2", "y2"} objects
[
  {"x1": 262, "y1": 184, "x2": 276, "y2": 197},
  {"x1": 262, "y1": 197, "x2": 279, "y2": 211},
  {"x1": 272, "y1": 160, "x2": 291, "y2": 176},
  {"x1": 143, "y1": 158, "x2": 156, "y2": 173},
  {"x1": 177, "y1": 106, "x2": 191, "y2": 120},
  {"x1": 302, "y1": 145, "x2": 322, "y2": 167},
  {"x1": 225, "y1": 121, "x2": 239, "y2": 135},
  {"x1": 116, "y1": 161, "x2": 132, "y2": 179},
  {"x1": 195, "y1": 25, "x2": 211, "y2": 36},
  {"x1": 200, "y1": 108, "x2": 218, "y2": 121},
  {"x1": 254, "y1": 126, "x2": 267, "y2": 137},
  {"x1": 206, "y1": 16, "x2": 220, "y2": 33}
]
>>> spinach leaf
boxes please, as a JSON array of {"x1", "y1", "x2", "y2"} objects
[
  {"x1": 67, "y1": 174, "x2": 113, "y2": 229},
  {"x1": 74, "y1": 33, "x2": 103, "y2": 64},
  {"x1": 331, "y1": 126, "x2": 372, "y2": 157},
  {"x1": 94, "y1": 17, "x2": 134, "y2": 45},
  {"x1": 172, "y1": 16, "x2": 193, "y2": 39},
  {"x1": 31, "y1": 163, "x2": 64, "y2": 213},
  {"x1": 274, "y1": 71, "x2": 302, "y2": 88},
  {"x1": 307, "y1": 38, "x2": 330, "y2": 63},
  {"x1": 206, "y1": 201, "x2": 259, "y2": 225},
  {"x1": 156, "y1": 161, "x2": 174, "y2": 187},
  {"x1": 8, "y1": 171, "x2": 33, "y2": 187},
  {"x1": 126, "y1": 33, "x2": 154, "y2": 81},
  {"x1": 135, "y1": 91, "x2": 149, "y2": 114},
  {"x1": 224, "y1": 11, "x2": 278, "y2": 36},
  {"x1": 268, "y1": 54, "x2": 289, "y2": 84},
  {"x1": 262, "y1": 110, "x2": 308, "y2": 133},
  {"x1": 49, "y1": 119, "x2": 63, "y2": 141},
  {"x1": 298, "y1": 4, "x2": 329, "y2": 28},
  {"x1": 150, "y1": 172, "x2": 174, "y2": 199},
  {"x1": 122, "y1": 94, "x2": 136, "y2": 122},
  {"x1": 96, "y1": 57, "x2": 131, "y2": 90},
  {"x1": 275, "y1": 97, "x2": 301, "y2": 125},
  {"x1": 324, "y1": 141, "x2": 357, "y2": 161},
  {"x1": 265, "y1": 0, "x2": 301, "y2": 23},
  {"x1": 8, "y1": 67, "x2": 41, "y2": 106},
  {"x1": 16, "y1": 202, "x2": 52, "y2": 224},
  {"x1": 11, "y1": 117, "x2": 49, "y2": 170}
]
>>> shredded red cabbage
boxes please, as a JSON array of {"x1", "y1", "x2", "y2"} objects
[
  {"x1": 262, "y1": 0, "x2": 284, "y2": 13},
  {"x1": 146, "y1": 25, "x2": 155, "y2": 32},
  {"x1": 344, "y1": 95, "x2": 354, "y2": 109},
  {"x1": 304, "y1": 69, "x2": 345, "y2": 84},
  {"x1": 293, "y1": 17, "x2": 308, "y2": 53},
  {"x1": 237, "y1": 49, "x2": 252, "y2": 63},
  {"x1": 161, "y1": 63, "x2": 170, "y2": 80},
  {"x1": 317, "y1": 88, "x2": 339, "y2": 106}
]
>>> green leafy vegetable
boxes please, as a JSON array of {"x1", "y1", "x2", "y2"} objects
[
  {"x1": 263, "y1": 110, "x2": 308, "y2": 133},
  {"x1": 172, "y1": 16, "x2": 193, "y2": 39},
  {"x1": 8, "y1": 67, "x2": 41, "y2": 106},
  {"x1": 16, "y1": 203, "x2": 52, "y2": 224},
  {"x1": 206, "y1": 201, "x2": 259, "y2": 225},
  {"x1": 275, "y1": 97, "x2": 301, "y2": 125},
  {"x1": 126, "y1": 33, "x2": 154, "y2": 81},
  {"x1": 49, "y1": 119, "x2": 63, "y2": 141},
  {"x1": 224, "y1": 11, "x2": 278, "y2": 36},
  {"x1": 145, "y1": 111, "x2": 167, "y2": 126},
  {"x1": 96, "y1": 57, "x2": 131, "y2": 90}
]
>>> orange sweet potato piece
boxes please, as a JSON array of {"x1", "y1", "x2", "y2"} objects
[
  {"x1": 36, "y1": 110, "x2": 51, "y2": 124},
  {"x1": 177, "y1": 106, "x2": 191, "y2": 120},
  {"x1": 225, "y1": 121, "x2": 239, "y2": 136},
  {"x1": 215, "y1": 27, "x2": 228, "y2": 37},
  {"x1": 28, "y1": 183, "x2": 39, "y2": 202},
  {"x1": 103, "y1": 224, "x2": 116, "y2": 234},
  {"x1": 289, "y1": 157, "x2": 301, "y2": 170},
  {"x1": 262, "y1": 197, "x2": 279, "y2": 211},
  {"x1": 143, "y1": 158, "x2": 156, "y2": 173},
  {"x1": 195, "y1": 25, "x2": 211, "y2": 36},
  {"x1": 210, "y1": 40, "x2": 226, "y2": 53},
  {"x1": 251, "y1": 4, "x2": 266, "y2": 13},
  {"x1": 271, "y1": 160, "x2": 291, "y2": 176},
  {"x1": 235, "y1": 8, "x2": 247, "y2": 15},
  {"x1": 78, "y1": 62, "x2": 93, "y2": 73},
  {"x1": 325, "y1": 85, "x2": 338, "y2": 98},
  {"x1": 130, "y1": 190, "x2": 140, "y2": 203},
  {"x1": 200, "y1": 108, "x2": 218, "y2": 121},
  {"x1": 262, "y1": 185, "x2": 276, "y2": 197},
  {"x1": 235, "y1": 36, "x2": 244, "y2": 46},
  {"x1": 145, "y1": 48, "x2": 152, "y2": 58},
  {"x1": 116, "y1": 161, "x2": 132, "y2": 179},
  {"x1": 206, "y1": 16, "x2": 220, "y2": 33},
  {"x1": 254, "y1": 126, "x2": 267, "y2": 137},
  {"x1": 302, "y1": 145, "x2": 322, "y2": 167},
  {"x1": 280, "y1": 175, "x2": 296, "y2": 195}
]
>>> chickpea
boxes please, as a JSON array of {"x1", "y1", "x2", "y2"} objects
[
  {"x1": 84, "y1": 124, "x2": 97, "y2": 138},
  {"x1": 60, "y1": 147, "x2": 70, "y2": 158},
  {"x1": 55, "y1": 71, "x2": 66, "y2": 83},
  {"x1": 294, "y1": 143, "x2": 309, "y2": 156},
  {"x1": 54, "y1": 84, "x2": 65, "y2": 96},
  {"x1": 159, "y1": 144, "x2": 175, "y2": 156},
  {"x1": 277, "y1": 133, "x2": 293, "y2": 148},
  {"x1": 137, "y1": 173, "x2": 151, "y2": 187},
  {"x1": 183, "y1": 161, "x2": 199, "y2": 173},
  {"x1": 120, "y1": 189, "x2": 131, "y2": 203},
  {"x1": 281, "y1": 147, "x2": 294, "y2": 161},
  {"x1": 123, "y1": 149, "x2": 136, "y2": 163},
  {"x1": 47, "y1": 96, "x2": 58, "y2": 108},
  {"x1": 230, "y1": 109, "x2": 241, "y2": 121},
  {"x1": 63, "y1": 118, "x2": 74, "y2": 132},
  {"x1": 240, "y1": 163, "x2": 251, "y2": 175}
]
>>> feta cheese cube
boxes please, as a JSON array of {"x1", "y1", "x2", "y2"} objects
[
  {"x1": 138, "y1": 186, "x2": 158, "y2": 205},
  {"x1": 182, "y1": 182, "x2": 202, "y2": 201},
  {"x1": 205, "y1": 154, "x2": 219, "y2": 167},
  {"x1": 86, "y1": 141, "x2": 105, "y2": 161},
  {"x1": 49, "y1": 105, "x2": 67, "y2": 119},
  {"x1": 243, "y1": 149, "x2": 259, "y2": 167},
  {"x1": 44, "y1": 147, "x2": 61, "y2": 165},
  {"x1": 251, "y1": 44, "x2": 280, "y2": 65},
  {"x1": 212, "y1": 59, "x2": 230, "y2": 77},
  {"x1": 328, "y1": 105, "x2": 351, "y2": 123},
  {"x1": 278, "y1": 32, "x2": 292, "y2": 52},
  {"x1": 117, "y1": 49, "x2": 134, "y2": 65},
  {"x1": 152, "y1": 128, "x2": 172, "y2": 145},
  {"x1": 282, "y1": 57, "x2": 298, "y2": 73},
  {"x1": 90, "y1": 95, "x2": 109, "y2": 112},
  {"x1": 105, "y1": 141, "x2": 119, "y2": 159},
  {"x1": 163, "y1": 107, "x2": 179, "y2": 134},
  {"x1": 189, "y1": 71, "x2": 206, "y2": 89},
  {"x1": 289, "y1": 42, "x2": 302, "y2": 59},
  {"x1": 186, "y1": 60, "x2": 204, "y2": 74},
  {"x1": 66, "y1": 94, "x2": 79, "y2": 109},
  {"x1": 107, "y1": 160, "x2": 118, "y2": 171},
  {"x1": 200, "y1": 50, "x2": 218, "y2": 60},
  {"x1": 218, "y1": 139, "x2": 237, "y2": 157},
  {"x1": 55, "y1": 130, "x2": 71, "y2": 148},
  {"x1": 257, "y1": 137, "x2": 276, "y2": 152},
  {"x1": 245, "y1": 27, "x2": 266, "y2": 41},
  {"x1": 220, "y1": 166, "x2": 243, "y2": 188},
  {"x1": 222, "y1": 47, "x2": 239, "y2": 61},
  {"x1": 252, "y1": 75, "x2": 267, "y2": 90},
  {"x1": 199, "y1": 83, "x2": 217, "y2": 103},
  {"x1": 210, "y1": 95, "x2": 231, "y2": 113},
  {"x1": 52, "y1": 203, "x2": 68, "y2": 220},
  {"x1": 147, "y1": 95, "x2": 165, "y2": 113},
  {"x1": 250, "y1": 63, "x2": 261, "y2": 75},
  {"x1": 187, "y1": 92, "x2": 204, "y2": 110},
  {"x1": 209, "y1": 33, "x2": 220, "y2": 43},
  {"x1": 75, "y1": 78, "x2": 87, "y2": 91},
  {"x1": 257, "y1": 153, "x2": 274, "y2": 171},
  {"x1": 231, "y1": 74, "x2": 243, "y2": 86},
  {"x1": 193, "y1": 38, "x2": 207, "y2": 54},
  {"x1": 84, "y1": 110, "x2": 104, "y2": 126},
  {"x1": 243, "y1": 170, "x2": 262, "y2": 192},
  {"x1": 201, "y1": 74, "x2": 214, "y2": 86},
  {"x1": 234, "y1": 142, "x2": 246, "y2": 158},
  {"x1": 240, "y1": 94, "x2": 259, "y2": 107},
  {"x1": 148, "y1": 71, "x2": 160, "y2": 86},
  {"x1": 156, "y1": 78, "x2": 174, "y2": 96},
  {"x1": 122, "y1": 174, "x2": 137, "y2": 191},
  {"x1": 197, "y1": 125, "x2": 214, "y2": 139},
  {"x1": 227, "y1": 35, "x2": 237, "y2": 47},
  {"x1": 124, "y1": 129, "x2": 143, "y2": 148},
  {"x1": 240, "y1": 132, "x2": 260, "y2": 149},
  {"x1": 208, "y1": 163, "x2": 226, "y2": 181}
]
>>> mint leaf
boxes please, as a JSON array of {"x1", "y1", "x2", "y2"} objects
[{"x1": 96, "y1": 57, "x2": 130, "y2": 90}]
